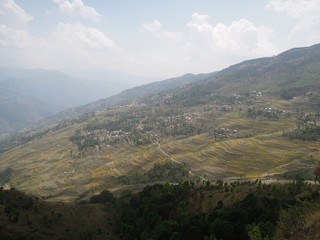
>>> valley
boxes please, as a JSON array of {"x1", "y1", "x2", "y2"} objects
[
  {"x1": 0, "y1": 67, "x2": 156, "y2": 135},
  {"x1": 0, "y1": 44, "x2": 320, "y2": 203},
  {"x1": 2, "y1": 1, "x2": 320, "y2": 239}
]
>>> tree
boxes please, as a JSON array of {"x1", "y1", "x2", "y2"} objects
[
  {"x1": 248, "y1": 226, "x2": 263, "y2": 240},
  {"x1": 313, "y1": 162, "x2": 320, "y2": 184},
  {"x1": 89, "y1": 189, "x2": 114, "y2": 204}
]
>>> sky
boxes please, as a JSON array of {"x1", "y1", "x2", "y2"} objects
[{"x1": 1, "y1": 0, "x2": 320, "y2": 80}]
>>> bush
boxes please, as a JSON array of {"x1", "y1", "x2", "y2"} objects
[{"x1": 89, "y1": 190, "x2": 114, "y2": 204}]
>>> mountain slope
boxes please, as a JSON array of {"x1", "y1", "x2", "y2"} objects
[
  {"x1": 0, "y1": 68, "x2": 94, "y2": 134},
  {"x1": 0, "y1": 44, "x2": 319, "y2": 201},
  {"x1": 0, "y1": 68, "x2": 139, "y2": 135},
  {"x1": 60, "y1": 72, "x2": 217, "y2": 116},
  {"x1": 197, "y1": 44, "x2": 320, "y2": 95},
  {"x1": 0, "y1": 86, "x2": 52, "y2": 133},
  {"x1": 35, "y1": 72, "x2": 217, "y2": 129}
]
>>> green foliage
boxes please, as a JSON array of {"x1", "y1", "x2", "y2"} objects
[
  {"x1": 117, "y1": 181, "x2": 320, "y2": 240},
  {"x1": 276, "y1": 201, "x2": 317, "y2": 239},
  {"x1": 89, "y1": 189, "x2": 115, "y2": 204},
  {"x1": 5, "y1": 204, "x2": 19, "y2": 223},
  {"x1": 278, "y1": 86, "x2": 310, "y2": 100},
  {"x1": 283, "y1": 113, "x2": 320, "y2": 141},
  {"x1": 246, "y1": 108, "x2": 280, "y2": 119},
  {"x1": 85, "y1": 118, "x2": 132, "y2": 132},
  {"x1": 0, "y1": 188, "x2": 119, "y2": 240},
  {"x1": 120, "y1": 189, "x2": 133, "y2": 199},
  {"x1": 248, "y1": 226, "x2": 263, "y2": 240},
  {"x1": 118, "y1": 162, "x2": 192, "y2": 185},
  {"x1": 69, "y1": 129, "x2": 99, "y2": 151},
  {"x1": 284, "y1": 124, "x2": 320, "y2": 141},
  {"x1": 280, "y1": 169, "x2": 314, "y2": 180}
]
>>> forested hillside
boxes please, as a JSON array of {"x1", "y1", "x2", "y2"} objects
[{"x1": 1, "y1": 179, "x2": 320, "y2": 240}]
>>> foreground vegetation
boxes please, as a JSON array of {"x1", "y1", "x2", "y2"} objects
[
  {"x1": 1, "y1": 179, "x2": 320, "y2": 240},
  {"x1": 0, "y1": 187, "x2": 118, "y2": 240},
  {"x1": 117, "y1": 180, "x2": 320, "y2": 240}
]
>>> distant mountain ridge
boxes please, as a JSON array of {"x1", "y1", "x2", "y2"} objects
[
  {"x1": 0, "y1": 68, "x2": 97, "y2": 134},
  {"x1": 2, "y1": 43, "x2": 320, "y2": 136},
  {"x1": 0, "y1": 68, "x2": 157, "y2": 135},
  {"x1": 210, "y1": 43, "x2": 320, "y2": 92},
  {"x1": 35, "y1": 72, "x2": 217, "y2": 130},
  {"x1": 48, "y1": 43, "x2": 320, "y2": 127}
]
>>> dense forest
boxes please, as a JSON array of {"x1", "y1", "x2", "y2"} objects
[
  {"x1": 2, "y1": 176, "x2": 320, "y2": 240},
  {"x1": 116, "y1": 180, "x2": 320, "y2": 240}
]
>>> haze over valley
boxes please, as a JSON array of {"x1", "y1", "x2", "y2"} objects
[{"x1": 0, "y1": 67, "x2": 157, "y2": 135}]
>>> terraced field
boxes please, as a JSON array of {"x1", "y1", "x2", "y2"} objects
[
  {"x1": 1, "y1": 104, "x2": 319, "y2": 203},
  {"x1": 2, "y1": 43, "x2": 320, "y2": 202},
  {"x1": 1, "y1": 65, "x2": 320, "y2": 202},
  {"x1": 155, "y1": 133, "x2": 319, "y2": 179}
]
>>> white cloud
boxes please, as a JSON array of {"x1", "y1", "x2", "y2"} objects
[
  {"x1": 0, "y1": 24, "x2": 47, "y2": 68},
  {"x1": 0, "y1": 24, "x2": 37, "y2": 48},
  {"x1": 267, "y1": 0, "x2": 320, "y2": 18},
  {"x1": 52, "y1": 0, "x2": 101, "y2": 21},
  {"x1": 51, "y1": 22, "x2": 115, "y2": 49},
  {"x1": 0, "y1": 3, "x2": 289, "y2": 79},
  {"x1": 135, "y1": 14, "x2": 278, "y2": 77},
  {"x1": 46, "y1": 23, "x2": 135, "y2": 71},
  {"x1": 0, "y1": 0, "x2": 33, "y2": 29},
  {"x1": 187, "y1": 13, "x2": 212, "y2": 33},
  {"x1": 141, "y1": 20, "x2": 162, "y2": 33},
  {"x1": 186, "y1": 13, "x2": 278, "y2": 68},
  {"x1": 141, "y1": 20, "x2": 184, "y2": 42},
  {"x1": 267, "y1": 0, "x2": 320, "y2": 45},
  {"x1": 0, "y1": 21, "x2": 132, "y2": 71}
]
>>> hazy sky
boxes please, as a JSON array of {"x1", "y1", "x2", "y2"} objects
[{"x1": 1, "y1": 0, "x2": 320, "y2": 79}]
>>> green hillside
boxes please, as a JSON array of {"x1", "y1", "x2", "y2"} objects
[
  {"x1": 0, "y1": 188, "x2": 118, "y2": 240},
  {"x1": 1, "y1": 181, "x2": 320, "y2": 240},
  {"x1": 0, "y1": 44, "x2": 320, "y2": 202}
]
